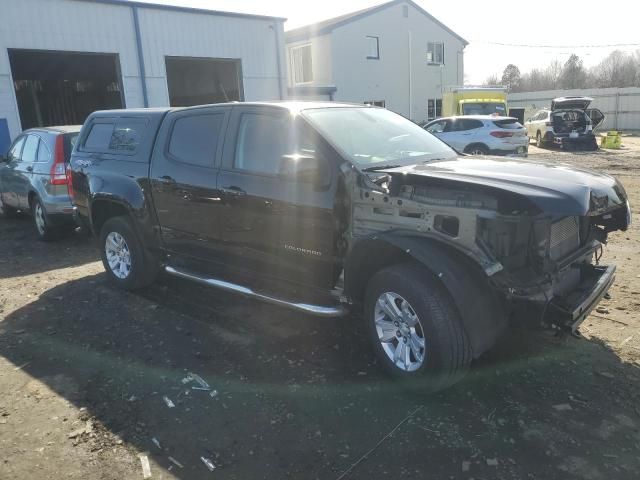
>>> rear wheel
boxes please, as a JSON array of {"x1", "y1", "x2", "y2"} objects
[
  {"x1": 536, "y1": 132, "x2": 544, "y2": 148},
  {"x1": 100, "y1": 216, "x2": 160, "y2": 290},
  {"x1": 465, "y1": 144, "x2": 489, "y2": 156},
  {"x1": 364, "y1": 263, "x2": 471, "y2": 391},
  {"x1": 32, "y1": 197, "x2": 60, "y2": 241}
]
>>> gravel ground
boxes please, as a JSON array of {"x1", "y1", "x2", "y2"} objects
[{"x1": 0, "y1": 137, "x2": 639, "y2": 480}]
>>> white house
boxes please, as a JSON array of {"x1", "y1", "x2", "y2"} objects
[
  {"x1": 0, "y1": 0, "x2": 286, "y2": 149},
  {"x1": 285, "y1": 0, "x2": 467, "y2": 123}
]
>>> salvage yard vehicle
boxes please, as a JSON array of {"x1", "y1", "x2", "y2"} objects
[
  {"x1": 69, "y1": 102, "x2": 631, "y2": 389},
  {"x1": 423, "y1": 115, "x2": 528, "y2": 156},
  {"x1": 525, "y1": 96, "x2": 605, "y2": 150},
  {"x1": 0, "y1": 126, "x2": 81, "y2": 240}
]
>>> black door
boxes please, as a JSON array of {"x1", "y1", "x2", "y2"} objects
[
  {"x1": 149, "y1": 106, "x2": 230, "y2": 263},
  {"x1": 216, "y1": 106, "x2": 339, "y2": 289}
]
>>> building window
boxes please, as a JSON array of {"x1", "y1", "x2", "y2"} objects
[
  {"x1": 428, "y1": 99, "x2": 442, "y2": 120},
  {"x1": 427, "y1": 42, "x2": 445, "y2": 65},
  {"x1": 366, "y1": 36, "x2": 380, "y2": 60},
  {"x1": 290, "y1": 44, "x2": 313, "y2": 84},
  {"x1": 365, "y1": 100, "x2": 385, "y2": 108}
]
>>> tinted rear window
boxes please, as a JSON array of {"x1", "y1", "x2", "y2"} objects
[
  {"x1": 493, "y1": 119, "x2": 524, "y2": 129},
  {"x1": 168, "y1": 114, "x2": 224, "y2": 167},
  {"x1": 82, "y1": 118, "x2": 146, "y2": 156},
  {"x1": 84, "y1": 123, "x2": 114, "y2": 151}
]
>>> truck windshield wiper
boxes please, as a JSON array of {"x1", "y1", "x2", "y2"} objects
[{"x1": 361, "y1": 164, "x2": 401, "y2": 172}]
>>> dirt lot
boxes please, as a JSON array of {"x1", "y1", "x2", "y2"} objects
[{"x1": 1, "y1": 138, "x2": 639, "y2": 480}]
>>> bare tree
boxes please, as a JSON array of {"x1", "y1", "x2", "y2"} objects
[{"x1": 484, "y1": 74, "x2": 500, "y2": 86}]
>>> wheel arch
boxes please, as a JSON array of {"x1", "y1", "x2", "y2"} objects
[
  {"x1": 89, "y1": 196, "x2": 162, "y2": 253},
  {"x1": 345, "y1": 233, "x2": 507, "y2": 358}
]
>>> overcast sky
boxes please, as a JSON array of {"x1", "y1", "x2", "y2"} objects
[{"x1": 137, "y1": 0, "x2": 640, "y2": 84}]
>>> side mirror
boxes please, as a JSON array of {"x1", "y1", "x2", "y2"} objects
[{"x1": 278, "y1": 153, "x2": 329, "y2": 186}]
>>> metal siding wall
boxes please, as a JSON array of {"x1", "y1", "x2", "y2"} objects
[
  {"x1": 0, "y1": 0, "x2": 286, "y2": 139},
  {"x1": 136, "y1": 8, "x2": 284, "y2": 106},
  {"x1": 0, "y1": 0, "x2": 144, "y2": 139},
  {"x1": 509, "y1": 87, "x2": 640, "y2": 131}
]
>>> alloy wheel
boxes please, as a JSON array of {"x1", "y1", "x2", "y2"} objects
[
  {"x1": 34, "y1": 203, "x2": 46, "y2": 235},
  {"x1": 374, "y1": 292, "x2": 426, "y2": 372},
  {"x1": 105, "y1": 232, "x2": 132, "y2": 279}
]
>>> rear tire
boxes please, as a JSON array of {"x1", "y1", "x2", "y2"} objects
[
  {"x1": 364, "y1": 263, "x2": 472, "y2": 392},
  {"x1": 100, "y1": 216, "x2": 160, "y2": 290},
  {"x1": 536, "y1": 132, "x2": 544, "y2": 148},
  {"x1": 32, "y1": 197, "x2": 60, "y2": 242},
  {"x1": 464, "y1": 144, "x2": 489, "y2": 156}
]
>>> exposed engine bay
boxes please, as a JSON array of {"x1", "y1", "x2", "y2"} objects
[{"x1": 347, "y1": 157, "x2": 631, "y2": 332}]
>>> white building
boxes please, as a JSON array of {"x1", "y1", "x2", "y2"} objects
[
  {"x1": 0, "y1": 0, "x2": 286, "y2": 149},
  {"x1": 285, "y1": 0, "x2": 467, "y2": 123}
]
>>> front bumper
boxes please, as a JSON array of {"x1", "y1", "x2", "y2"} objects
[{"x1": 549, "y1": 264, "x2": 616, "y2": 332}]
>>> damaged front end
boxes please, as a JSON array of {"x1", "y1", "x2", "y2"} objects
[{"x1": 351, "y1": 157, "x2": 631, "y2": 333}]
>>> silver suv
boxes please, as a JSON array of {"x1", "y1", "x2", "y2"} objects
[
  {"x1": 0, "y1": 126, "x2": 81, "y2": 240},
  {"x1": 525, "y1": 97, "x2": 604, "y2": 150}
]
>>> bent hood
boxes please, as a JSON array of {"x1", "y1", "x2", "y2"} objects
[{"x1": 382, "y1": 157, "x2": 628, "y2": 216}]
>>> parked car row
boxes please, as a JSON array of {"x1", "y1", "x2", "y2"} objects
[{"x1": 0, "y1": 102, "x2": 631, "y2": 391}]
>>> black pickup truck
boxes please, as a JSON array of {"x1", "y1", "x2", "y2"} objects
[{"x1": 70, "y1": 102, "x2": 631, "y2": 389}]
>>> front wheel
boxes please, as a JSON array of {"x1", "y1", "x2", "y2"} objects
[
  {"x1": 100, "y1": 216, "x2": 159, "y2": 290},
  {"x1": 364, "y1": 263, "x2": 471, "y2": 391},
  {"x1": 0, "y1": 198, "x2": 20, "y2": 218}
]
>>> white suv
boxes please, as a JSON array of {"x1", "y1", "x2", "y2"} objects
[
  {"x1": 525, "y1": 97, "x2": 604, "y2": 150},
  {"x1": 423, "y1": 115, "x2": 528, "y2": 156}
]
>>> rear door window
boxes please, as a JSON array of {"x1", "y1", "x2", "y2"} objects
[
  {"x1": 36, "y1": 138, "x2": 51, "y2": 163},
  {"x1": 7, "y1": 136, "x2": 26, "y2": 162},
  {"x1": 168, "y1": 113, "x2": 225, "y2": 168},
  {"x1": 425, "y1": 121, "x2": 446, "y2": 134},
  {"x1": 21, "y1": 135, "x2": 39, "y2": 163},
  {"x1": 459, "y1": 119, "x2": 484, "y2": 131}
]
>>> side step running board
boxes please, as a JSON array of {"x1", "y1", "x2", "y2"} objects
[{"x1": 165, "y1": 266, "x2": 348, "y2": 318}]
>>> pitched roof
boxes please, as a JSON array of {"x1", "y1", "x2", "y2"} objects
[{"x1": 285, "y1": 0, "x2": 467, "y2": 45}]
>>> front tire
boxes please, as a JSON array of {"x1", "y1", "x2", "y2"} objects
[
  {"x1": 364, "y1": 263, "x2": 471, "y2": 391},
  {"x1": 100, "y1": 216, "x2": 159, "y2": 290}
]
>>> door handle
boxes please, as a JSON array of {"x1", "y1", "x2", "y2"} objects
[
  {"x1": 222, "y1": 186, "x2": 246, "y2": 197},
  {"x1": 159, "y1": 175, "x2": 176, "y2": 185}
]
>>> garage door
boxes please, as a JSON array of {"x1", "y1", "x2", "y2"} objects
[
  {"x1": 8, "y1": 49, "x2": 124, "y2": 130},
  {"x1": 165, "y1": 56, "x2": 244, "y2": 107}
]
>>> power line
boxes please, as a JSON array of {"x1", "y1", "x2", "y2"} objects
[{"x1": 471, "y1": 41, "x2": 640, "y2": 49}]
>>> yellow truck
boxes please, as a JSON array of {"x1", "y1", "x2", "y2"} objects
[{"x1": 442, "y1": 86, "x2": 508, "y2": 117}]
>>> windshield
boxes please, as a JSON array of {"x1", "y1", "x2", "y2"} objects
[
  {"x1": 463, "y1": 102, "x2": 507, "y2": 116},
  {"x1": 302, "y1": 107, "x2": 456, "y2": 168}
]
